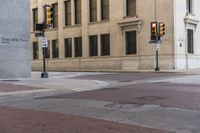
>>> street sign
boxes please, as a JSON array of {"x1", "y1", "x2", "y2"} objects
[
  {"x1": 41, "y1": 37, "x2": 48, "y2": 48},
  {"x1": 156, "y1": 43, "x2": 160, "y2": 50},
  {"x1": 35, "y1": 32, "x2": 44, "y2": 37},
  {"x1": 35, "y1": 23, "x2": 44, "y2": 31},
  {"x1": 149, "y1": 40, "x2": 162, "y2": 44}
]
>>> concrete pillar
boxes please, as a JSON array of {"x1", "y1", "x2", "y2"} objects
[
  {"x1": 58, "y1": 0, "x2": 65, "y2": 58},
  {"x1": 97, "y1": 0, "x2": 101, "y2": 21},
  {"x1": 82, "y1": 0, "x2": 89, "y2": 58},
  {"x1": 0, "y1": 0, "x2": 31, "y2": 78},
  {"x1": 71, "y1": 0, "x2": 75, "y2": 25}
]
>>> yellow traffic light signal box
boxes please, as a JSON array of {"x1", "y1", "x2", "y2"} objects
[
  {"x1": 159, "y1": 22, "x2": 165, "y2": 37},
  {"x1": 45, "y1": 5, "x2": 53, "y2": 27}
]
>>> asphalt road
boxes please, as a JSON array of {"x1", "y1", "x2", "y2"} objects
[{"x1": 0, "y1": 72, "x2": 200, "y2": 133}]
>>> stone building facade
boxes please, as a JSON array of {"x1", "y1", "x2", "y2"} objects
[{"x1": 30, "y1": 0, "x2": 200, "y2": 71}]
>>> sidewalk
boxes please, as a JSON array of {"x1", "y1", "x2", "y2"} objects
[{"x1": 0, "y1": 72, "x2": 109, "y2": 97}]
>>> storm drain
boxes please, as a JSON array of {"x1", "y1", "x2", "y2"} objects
[{"x1": 135, "y1": 96, "x2": 166, "y2": 101}]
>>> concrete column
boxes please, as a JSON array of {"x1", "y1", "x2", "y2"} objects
[
  {"x1": 71, "y1": 0, "x2": 75, "y2": 25},
  {"x1": 58, "y1": 0, "x2": 65, "y2": 58},
  {"x1": 97, "y1": 0, "x2": 101, "y2": 21},
  {"x1": 98, "y1": 35, "x2": 101, "y2": 56},
  {"x1": 82, "y1": 0, "x2": 89, "y2": 58},
  {"x1": 72, "y1": 38, "x2": 75, "y2": 58}
]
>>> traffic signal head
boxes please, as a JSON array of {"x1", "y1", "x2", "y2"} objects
[
  {"x1": 45, "y1": 6, "x2": 53, "y2": 27},
  {"x1": 159, "y1": 22, "x2": 165, "y2": 37},
  {"x1": 151, "y1": 22, "x2": 158, "y2": 41}
]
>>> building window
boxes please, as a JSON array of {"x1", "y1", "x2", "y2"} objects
[
  {"x1": 65, "y1": 38, "x2": 72, "y2": 58},
  {"x1": 126, "y1": 0, "x2": 136, "y2": 17},
  {"x1": 101, "y1": 34, "x2": 110, "y2": 56},
  {"x1": 187, "y1": 29, "x2": 194, "y2": 54},
  {"x1": 46, "y1": 40, "x2": 50, "y2": 58},
  {"x1": 89, "y1": 0, "x2": 97, "y2": 22},
  {"x1": 65, "y1": 0, "x2": 72, "y2": 26},
  {"x1": 32, "y1": 8, "x2": 38, "y2": 31},
  {"x1": 101, "y1": 0, "x2": 109, "y2": 20},
  {"x1": 89, "y1": 35, "x2": 98, "y2": 56},
  {"x1": 74, "y1": 37, "x2": 82, "y2": 57},
  {"x1": 52, "y1": 40, "x2": 59, "y2": 58},
  {"x1": 52, "y1": 3, "x2": 58, "y2": 28},
  {"x1": 126, "y1": 31, "x2": 137, "y2": 55},
  {"x1": 187, "y1": 0, "x2": 193, "y2": 14},
  {"x1": 32, "y1": 42, "x2": 39, "y2": 60},
  {"x1": 75, "y1": 0, "x2": 82, "y2": 24}
]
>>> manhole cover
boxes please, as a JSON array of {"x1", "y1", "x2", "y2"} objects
[
  {"x1": 101, "y1": 87, "x2": 120, "y2": 91},
  {"x1": 135, "y1": 96, "x2": 166, "y2": 101},
  {"x1": 1, "y1": 80, "x2": 20, "y2": 82}
]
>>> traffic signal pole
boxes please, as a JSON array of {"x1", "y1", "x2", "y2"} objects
[
  {"x1": 41, "y1": 5, "x2": 49, "y2": 78},
  {"x1": 155, "y1": 44, "x2": 160, "y2": 71}
]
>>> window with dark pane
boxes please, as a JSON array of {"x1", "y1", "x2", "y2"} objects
[
  {"x1": 187, "y1": 29, "x2": 194, "y2": 54},
  {"x1": 32, "y1": 8, "x2": 38, "y2": 30},
  {"x1": 52, "y1": 3, "x2": 58, "y2": 28},
  {"x1": 126, "y1": 0, "x2": 136, "y2": 17},
  {"x1": 46, "y1": 40, "x2": 50, "y2": 58},
  {"x1": 33, "y1": 42, "x2": 39, "y2": 60},
  {"x1": 65, "y1": 0, "x2": 71, "y2": 26},
  {"x1": 74, "y1": 37, "x2": 82, "y2": 57},
  {"x1": 52, "y1": 40, "x2": 59, "y2": 58},
  {"x1": 126, "y1": 31, "x2": 137, "y2": 55},
  {"x1": 101, "y1": 0, "x2": 109, "y2": 20},
  {"x1": 65, "y1": 38, "x2": 72, "y2": 58},
  {"x1": 75, "y1": 0, "x2": 82, "y2": 24},
  {"x1": 90, "y1": 0, "x2": 97, "y2": 22},
  {"x1": 89, "y1": 35, "x2": 98, "y2": 56},
  {"x1": 101, "y1": 34, "x2": 110, "y2": 56}
]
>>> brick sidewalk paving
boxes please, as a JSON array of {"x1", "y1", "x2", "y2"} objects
[
  {"x1": 0, "y1": 107, "x2": 173, "y2": 133},
  {"x1": 0, "y1": 83, "x2": 41, "y2": 92}
]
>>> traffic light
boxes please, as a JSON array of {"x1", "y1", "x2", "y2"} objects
[
  {"x1": 151, "y1": 22, "x2": 158, "y2": 41},
  {"x1": 159, "y1": 22, "x2": 165, "y2": 37},
  {"x1": 45, "y1": 5, "x2": 53, "y2": 27}
]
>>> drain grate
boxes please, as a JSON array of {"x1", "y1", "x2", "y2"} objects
[
  {"x1": 1, "y1": 80, "x2": 20, "y2": 82},
  {"x1": 135, "y1": 96, "x2": 166, "y2": 101},
  {"x1": 118, "y1": 80, "x2": 133, "y2": 82},
  {"x1": 101, "y1": 87, "x2": 120, "y2": 91}
]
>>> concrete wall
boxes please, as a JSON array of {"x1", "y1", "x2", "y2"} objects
[{"x1": 0, "y1": 0, "x2": 31, "y2": 78}]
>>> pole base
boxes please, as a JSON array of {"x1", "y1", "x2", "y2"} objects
[
  {"x1": 155, "y1": 67, "x2": 160, "y2": 71},
  {"x1": 41, "y1": 72, "x2": 49, "y2": 78}
]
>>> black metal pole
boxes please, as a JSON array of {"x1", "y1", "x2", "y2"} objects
[
  {"x1": 41, "y1": 31, "x2": 49, "y2": 78},
  {"x1": 155, "y1": 49, "x2": 160, "y2": 71},
  {"x1": 43, "y1": 47, "x2": 46, "y2": 72}
]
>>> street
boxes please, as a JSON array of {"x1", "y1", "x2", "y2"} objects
[{"x1": 0, "y1": 71, "x2": 200, "y2": 133}]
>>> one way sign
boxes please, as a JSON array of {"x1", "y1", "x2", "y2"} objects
[{"x1": 41, "y1": 37, "x2": 48, "y2": 48}]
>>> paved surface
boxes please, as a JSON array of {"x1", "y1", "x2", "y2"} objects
[
  {"x1": 0, "y1": 71, "x2": 200, "y2": 133},
  {"x1": 0, "y1": 107, "x2": 173, "y2": 133}
]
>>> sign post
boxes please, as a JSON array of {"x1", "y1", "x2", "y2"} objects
[{"x1": 41, "y1": 35, "x2": 49, "y2": 78}]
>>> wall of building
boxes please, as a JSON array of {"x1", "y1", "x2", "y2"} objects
[
  {"x1": 31, "y1": 0, "x2": 175, "y2": 71},
  {"x1": 0, "y1": 0, "x2": 31, "y2": 78},
  {"x1": 174, "y1": 0, "x2": 200, "y2": 69}
]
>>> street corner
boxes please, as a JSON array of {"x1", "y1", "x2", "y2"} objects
[
  {"x1": 0, "y1": 106, "x2": 174, "y2": 133},
  {"x1": 0, "y1": 82, "x2": 43, "y2": 93}
]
